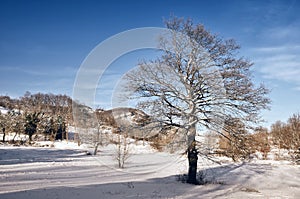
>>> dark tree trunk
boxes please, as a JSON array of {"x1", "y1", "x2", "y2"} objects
[
  {"x1": 12, "y1": 132, "x2": 18, "y2": 143},
  {"x1": 187, "y1": 141, "x2": 198, "y2": 184},
  {"x1": 29, "y1": 134, "x2": 32, "y2": 142},
  {"x1": 2, "y1": 127, "x2": 5, "y2": 142}
]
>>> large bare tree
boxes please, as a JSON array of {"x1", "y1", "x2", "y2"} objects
[{"x1": 125, "y1": 17, "x2": 270, "y2": 184}]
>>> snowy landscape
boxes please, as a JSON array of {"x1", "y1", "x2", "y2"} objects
[
  {"x1": 1, "y1": 140, "x2": 299, "y2": 199},
  {"x1": 1, "y1": 1, "x2": 300, "y2": 199}
]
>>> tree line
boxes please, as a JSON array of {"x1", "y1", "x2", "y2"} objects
[
  {"x1": 0, "y1": 92, "x2": 73, "y2": 143},
  {"x1": 218, "y1": 113, "x2": 300, "y2": 161}
]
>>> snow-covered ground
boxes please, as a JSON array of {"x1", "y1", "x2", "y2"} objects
[{"x1": 0, "y1": 141, "x2": 299, "y2": 199}]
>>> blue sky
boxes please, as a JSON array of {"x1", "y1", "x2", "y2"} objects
[{"x1": 0, "y1": 0, "x2": 299, "y2": 128}]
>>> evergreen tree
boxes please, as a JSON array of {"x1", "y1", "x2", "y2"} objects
[{"x1": 24, "y1": 112, "x2": 40, "y2": 142}]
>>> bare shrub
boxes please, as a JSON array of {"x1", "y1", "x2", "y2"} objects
[{"x1": 114, "y1": 127, "x2": 131, "y2": 168}]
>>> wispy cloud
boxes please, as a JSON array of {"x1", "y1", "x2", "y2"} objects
[
  {"x1": 0, "y1": 65, "x2": 78, "y2": 97},
  {"x1": 254, "y1": 45, "x2": 300, "y2": 53},
  {"x1": 251, "y1": 44, "x2": 300, "y2": 89},
  {"x1": 262, "y1": 25, "x2": 300, "y2": 42},
  {"x1": 0, "y1": 66, "x2": 46, "y2": 76},
  {"x1": 0, "y1": 65, "x2": 77, "y2": 77}
]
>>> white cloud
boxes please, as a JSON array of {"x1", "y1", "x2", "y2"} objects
[
  {"x1": 264, "y1": 26, "x2": 300, "y2": 40},
  {"x1": 0, "y1": 66, "x2": 46, "y2": 76},
  {"x1": 251, "y1": 44, "x2": 300, "y2": 89},
  {"x1": 0, "y1": 65, "x2": 77, "y2": 77},
  {"x1": 255, "y1": 45, "x2": 300, "y2": 53}
]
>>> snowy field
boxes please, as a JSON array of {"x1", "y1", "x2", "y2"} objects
[{"x1": 0, "y1": 141, "x2": 299, "y2": 199}]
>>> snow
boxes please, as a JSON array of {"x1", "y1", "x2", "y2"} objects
[
  {"x1": 0, "y1": 141, "x2": 299, "y2": 199},
  {"x1": 0, "y1": 106, "x2": 9, "y2": 114}
]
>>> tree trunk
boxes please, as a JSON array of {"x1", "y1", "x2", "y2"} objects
[
  {"x1": 12, "y1": 132, "x2": 18, "y2": 143},
  {"x1": 29, "y1": 133, "x2": 33, "y2": 142},
  {"x1": 93, "y1": 142, "x2": 99, "y2": 155},
  {"x1": 187, "y1": 140, "x2": 198, "y2": 184},
  {"x1": 187, "y1": 119, "x2": 198, "y2": 184},
  {"x1": 2, "y1": 127, "x2": 5, "y2": 142}
]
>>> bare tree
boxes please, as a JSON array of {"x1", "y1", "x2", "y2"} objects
[
  {"x1": 286, "y1": 113, "x2": 300, "y2": 150},
  {"x1": 93, "y1": 109, "x2": 105, "y2": 155},
  {"x1": 114, "y1": 126, "x2": 131, "y2": 168},
  {"x1": 251, "y1": 126, "x2": 270, "y2": 160},
  {"x1": 271, "y1": 113, "x2": 300, "y2": 151},
  {"x1": 9, "y1": 110, "x2": 24, "y2": 143},
  {"x1": 40, "y1": 115, "x2": 56, "y2": 141},
  {"x1": 125, "y1": 17, "x2": 270, "y2": 184},
  {"x1": 0, "y1": 112, "x2": 7, "y2": 142},
  {"x1": 218, "y1": 118, "x2": 253, "y2": 161}
]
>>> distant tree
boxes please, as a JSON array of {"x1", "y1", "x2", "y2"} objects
[
  {"x1": 0, "y1": 108, "x2": 23, "y2": 143},
  {"x1": 40, "y1": 116, "x2": 56, "y2": 140},
  {"x1": 271, "y1": 113, "x2": 300, "y2": 150},
  {"x1": 125, "y1": 17, "x2": 270, "y2": 184},
  {"x1": 0, "y1": 92, "x2": 75, "y2": 143},
  {"x1": 93, "y1": 109, "x2": 105, "y2": 155},
  {"x1": 9, "y1": 110, "x2": 24, "y2": 143},
  {"x1": 114, "y1": 126, "x2": 131, "y2": 168},
  {"x1": 55, "y1": 115, "x2": 66, "y2": 140},
  {"x1": 270, "y1": 121, "x2": 285, "y2": 148},
  {"x1": 19, "y1": 92, "x2": 73, "y2": 141},
  {"x1": 249, "y1": 126, "x2": 270, "y2": 159},
  {"x1": 0, "y1": 113, "x2": 7, "y2": 142},
  {"x1": 24, "y1": 112, "x2": 40, "y2": 142},
  {"x1": 218, "y1": 118, "x2": 253, "y2": 161},
  {"x1": 286, "y1": 113, "x2": 300, "y2": 150},
  {"x1": 0, "y1": 95, "x2": 15, "y2": 110}
]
